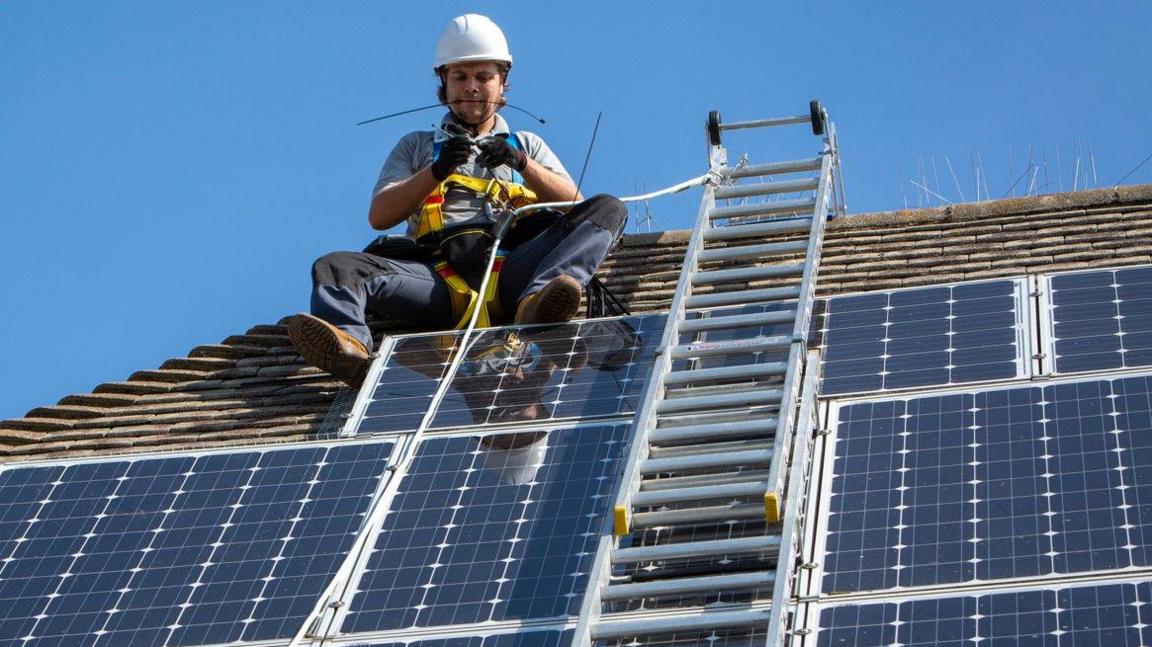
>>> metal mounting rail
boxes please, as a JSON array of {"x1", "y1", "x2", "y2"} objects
[{"x1": 575, "y1": 102, "x2": 843, "y2": 647}]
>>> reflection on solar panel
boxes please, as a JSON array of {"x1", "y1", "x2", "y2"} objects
[
  {"x1": 359, "y1": 316, "x2": 664, "y2": 435},
  {"x1": 0, "y1": 442, "x2": 392, "y2": 647},
  {"x1": 1049, "y1": 265, "x2": 1152, "y2": 373},
  {"x1": 815, "y1": 581, "x2": 1152, "y2": 646},
  {"x1": 823, "y1": 373, "x2": 1152, "y2": 594},
  {"x1": 343, "y1": 424, "x2": 627, "y2": 632},
  {"x1": 594, "y1": 627, "x2": 766, "y2": 647},
  {"x1": 819, "y1": 280, "x2": 1023, "y2": 395},
  {"x1": 360, "y1": 628, "x2": 572, "y2": 647}
]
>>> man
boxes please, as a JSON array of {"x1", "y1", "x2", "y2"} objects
[{"x1": 287, "y1": 14, "x2": 627, "y2": 385}]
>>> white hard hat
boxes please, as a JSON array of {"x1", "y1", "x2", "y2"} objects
[{"x1": 433, "y1": 13, "x2": 513, "y2": 70}]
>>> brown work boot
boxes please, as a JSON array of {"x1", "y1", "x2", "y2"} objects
[
  {"x1": 514, "y1": 275, "x2": 582, "y2": 325},
  {"x1": 286, "y1": 313, "x2": 371, "y2": 386}
]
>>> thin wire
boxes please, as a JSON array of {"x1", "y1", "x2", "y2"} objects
[
  {"x1": 1115, "y1": 151, "x2": 1152, "y2": 185},
  {"x1": 357, "y1": 102, "x2": 547, "y2": 126},
  {"x1": 573, "y1": 112, "x2": 603, "y2": 202}
]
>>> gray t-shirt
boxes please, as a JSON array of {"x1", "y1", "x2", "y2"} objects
[{"x1": 373, "y1": 113, "x2": 572, "y2": 239}]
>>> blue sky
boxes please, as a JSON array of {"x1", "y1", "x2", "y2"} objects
[{"x1": 2, "y1": 1, "x2": 1150, "y2": 420}]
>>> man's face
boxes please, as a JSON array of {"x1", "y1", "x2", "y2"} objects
[{"x1": 442, "y1": 61, "x2": 505, "y2": 125}]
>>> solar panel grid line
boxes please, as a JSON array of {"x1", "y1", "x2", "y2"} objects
[
  {"x1": 88, "y1": 459, "x2": 199, "y2": 646},
  {"x1": 158, "y1": 453, "x2": 266, "y2": 646},
  {"x1": 17, "y1": 462, "x2": 132, "y2": 645}
]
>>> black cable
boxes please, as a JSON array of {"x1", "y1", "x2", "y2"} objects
[
  {"x1": 572, "y1": 112, "x2": 602, "y2": 202},
  {"x1": 1116, "y1": 151, "x2": 1152, "y2": 185},
  {"x1": 357, "y1": 102, "x2": 546, "y2": 126}
]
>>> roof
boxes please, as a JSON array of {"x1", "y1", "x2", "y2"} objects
[{"x1": 3, "y1": 183, "x2": 1151, "y2": 462}]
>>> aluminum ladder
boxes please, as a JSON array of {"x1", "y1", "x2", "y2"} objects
[{"x1": 581, "y1": 102, "x2": 843, "y2": 646}]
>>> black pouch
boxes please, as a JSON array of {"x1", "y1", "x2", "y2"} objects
[
  {"x1": 362, "y1": 235, "x2": 433, "y2": 261},
  {"x1": 437, "y1": 227, "x2": 494, "y2": 290}
]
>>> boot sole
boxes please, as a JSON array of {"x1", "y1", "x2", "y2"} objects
[
  {"x1": 517, "y1": 276, "x2": 582, "y2": 325},
  {"x1": 287, "y1": 314, "x2": 370, "y2": 386}
]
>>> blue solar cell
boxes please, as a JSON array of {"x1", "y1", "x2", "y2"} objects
[
  {"x1": 360, "y1": 316, "x2": 664, "y2": 434},
  {"x1": 820, "y1": 280, "x2": 1023, "y2": 396},
  {"x1": 816, "y1": 581, "x2": 1152, "y2": 647},
  {"x1": 824, "y1": 374, "x2": 1152, "y2": 594},
  {"x1": 0, "y1": 441, "x2": 393, "y2": 647},
  {"x1": 343, "y1": 424, "x2": 627, "y2": 632},
  {"x1": 1050, "y1": 265, "x2": 1152, "y2": 374}
]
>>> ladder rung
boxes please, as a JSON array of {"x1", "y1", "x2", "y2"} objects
[
  {"x1": 678, "y1": 310, "x2": 796, "y2": 334},
  {"x1": 641, "y1": 469, "x2": 770, "y2": 491},
  {"x1": 664, "y1": 362, "x2": 786, "y2": 387},
  {"x1": 612, "y1": 534, "x2": 780, "y2": 563},
  {"x1": 721, "y1": 115, "x2": 810, "y2": 131},
  {"x1": 649, "y1": 438, "x2": 769, "y2": 459},
  {"x1": 709, "y1": 198, "x2": 816, "y2": 221},
  {"x1": 705, "y1": 217, "x2": 811, "y2": 242},
  {"x1": 670, "y1": 336, "x2": 791, "y2": 360},
  {"x1": 730, "y1": 157, "x2": 822, "y2": 179},
  {"x1": 600, "y1": 571, "x2": 775, "y2": 601},
  {"x1": 714, "y1": 177, "x2": 818, "y2": 200},
  {"x1": 657, "y1": 409, "x2": 773, "y2": 429},
  {"x1": 692, "y1": 264, "x2": 805, "y2": 285},
  {"x1": 656, "y1": 389, "x2": 782, "y2": 415},
  {"x1": 685, "y1": 286, "x2": 800, "y2": 310},
  {"x1": 632, "y1": 480, "x2": 766, "y2": 507},
  {"x1": 632, "y1": 502, "x2": 765, "y2": 527},
  {"x1": 591, "y1": 609, "x2": 770, "y2": 639},
  {"x1": 699, "y1": 239, "x2": 808, "y2": 263},
  {"x1": 650, "y1": 419, "x2": 776, "y2": 445},
  {"x1": 640, "y1": 448, "x2": 772, "y2": 474}
]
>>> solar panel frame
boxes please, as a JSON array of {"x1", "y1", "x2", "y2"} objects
[
  {"x1": 0, "y1": 438, "x2": 399, "y2": 647},
  {"x1": 817, "y1": 278, "x2": 1033, "y2": 397},
  {"x1": 793, "y1": 577, "x2": 1152, "y2": 647},
  {"x1": 332, "y1": 421, "x2": 630, "y2": 636},
  {"x1": 811, "y1": 370, "x2": 1152, "y2": 597},
  {"x1": 1039, "y1": 264, "x2": 1152, "y2": 377}
]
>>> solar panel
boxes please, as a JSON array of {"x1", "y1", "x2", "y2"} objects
[
  {"x1": 0, "y1": 441, "x2": 393, "y2": 647},
  {"x1": 819, "y1": 280, "x2": 1025, "y2": 396},
  {"x1": 342, "y1": 423, "x2": 627, "y2": 633},
  {"x1": 814, "y1": 580, "x2": 1152, "y2": 646},
  {"x1": 358, "y1": 316, "x2": 665, "y2": 435},
  {"x1": 356, "y1": 628, "x2": 573, "y2": 647},
  {"x1": 822, "y1": 373, "x2": 1152, "y2": 594},
  {"x1": 1048, "y1": 265, "x2": 1152, "y2": 374}
]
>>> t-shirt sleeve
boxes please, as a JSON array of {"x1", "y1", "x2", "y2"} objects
[
  {"x1": 517, "y1": 131, "x2": 573, "y2": 183},
  {"x1": 372, "y1": 131, "x2": 430, "y2": 197}
]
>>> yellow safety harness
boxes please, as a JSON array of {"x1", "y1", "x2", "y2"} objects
[{"x1": 418, "y1": 173, "x2": 538, "y2": 329}]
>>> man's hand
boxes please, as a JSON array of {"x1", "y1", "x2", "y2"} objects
[
  {"x1": 430, "y1": 123, "x2": 475, "y2": 181},
  {"x1": 476, "y1": 135, "x2": 528, "y2": 172}
]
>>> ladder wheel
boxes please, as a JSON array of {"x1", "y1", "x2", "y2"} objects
[
  {"x1": 809, "y1": 100, "x2": 825, "y2": 136},
  {"x1": 707, "y1": 110, "x2": 722, "y2": 146}
]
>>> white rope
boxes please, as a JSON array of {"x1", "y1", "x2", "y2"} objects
[
  {"x1": 512, "y1": 171, "x2": 716, "y2": 216},
  {"x1": 285, "y1": 169, "x2": 716, "y2": 646}
]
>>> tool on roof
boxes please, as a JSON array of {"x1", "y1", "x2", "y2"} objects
[{"x1": 578, "y1": 101, "x2": 844, "y2": 647}]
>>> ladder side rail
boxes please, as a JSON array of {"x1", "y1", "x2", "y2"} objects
[
  {"x1": 764, "y1": 350, "x2": 823, "y2": 647},
  {"x1": 609, "y1": 172, "x2": 721, "y2": 536},
  {"x1": 762, "y1": 150, "x2": 834, "y2": 516}
]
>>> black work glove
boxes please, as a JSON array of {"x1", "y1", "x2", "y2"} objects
[
  {"x1": 476, "y1": 134, "x2": 528, "y2": 172},
  {"x1": 430, "y1": 123, "x2": 475, "y2": 181}
]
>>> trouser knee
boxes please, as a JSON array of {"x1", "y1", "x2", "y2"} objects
[
  {"x1": 312, "y1": 251, "x2": 370, "y2": 287},
  {"x1": 567, "y1": 194, "x2": 628, "y2": 233}
]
